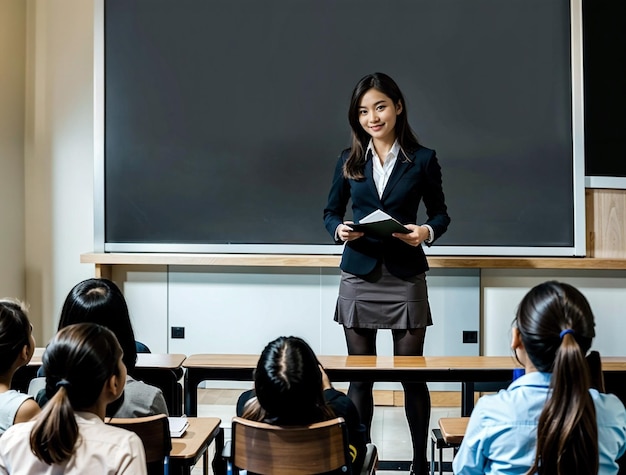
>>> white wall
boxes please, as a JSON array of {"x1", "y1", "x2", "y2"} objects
[
  {"x1": 483, "y1": 269, "x2": 626, "y2": 357},
  {"x1": 0, "y1": 0, "x2": 26, "y2": 301},
  {"x1": 23, "y1": 0, "x2": 96, "y2": 341},
  {"x1": 114, "y1": 265, "x2": 480, "y2": 391},
  {"x1": 107, "y1": 264, "x2": 626, "y2": 365},
  {"x1": 117, "y1": 267, "x2": 479, "y2": 359}
]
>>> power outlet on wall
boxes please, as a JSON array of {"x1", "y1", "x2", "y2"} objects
[
  {"x1": 463, "y1": 331, "x2": 478, "y2": 344},
  {"x1": 171, "y1": 326, "x2": 185, "y2": 339}
]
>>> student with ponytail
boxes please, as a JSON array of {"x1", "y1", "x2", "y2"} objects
[
  {"x1": 453, "y1": 281, "x2": 626, "y2": 475},
  {"x1": 0, "y1": 323, "x2": 146, "y2": 474}
]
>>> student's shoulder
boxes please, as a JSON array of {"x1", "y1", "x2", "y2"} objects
[
  {"x1": 470, "y1": 389, "x2": 524, "y2": 423},
  {"x1": 15, "y1": 397, "x2": 40, "y2": 423},
  {"x1": 591, "y1": 390, "x2": 626, "y2": 422},
  {"x1": 324, "y1": 387, "x2": 350, "y2": 404},
  {"x1": 324, "y1": 388, "x2": 357, "y2": 415},
  {"x1": 90, "y1": 421, "x2": 146, "y2": 455},
  {"x1": 0, "y1": 389, "x2": 30, "y2": 404},
  {"x1": 124, "y1": 376, "x2": 163, "y2": 396},
  {"x1": 0, "y1": 418, "x2": 36, "y2": 448}
]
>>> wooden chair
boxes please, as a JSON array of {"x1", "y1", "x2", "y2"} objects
[
  {"x1": 107, "y1": 414, "x2": 172, "y2": 475},
  {"x1": 229, "y1": 416, "x2": 377, "y2": 475}
]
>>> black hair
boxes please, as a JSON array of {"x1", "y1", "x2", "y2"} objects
[
  {"x1": 516, "y1": 281, "x2": 598, "y2": 475},
  {"x1": 243, "y1": 336, "x2": 334, "y2": 425},
  {"x1": 0, "y1": 299, "x2": 32, "y2": 374},
  {"x1": 344, "y1": 72, "x2": 420, "y2": 179},
  {"x1": 58, "y1": 278, "x2": 137, "y2": 373}
]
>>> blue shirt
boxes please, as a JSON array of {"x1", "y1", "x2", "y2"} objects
[{"x1": 453, "y1": 372, "x2": 626, "y2": 475}]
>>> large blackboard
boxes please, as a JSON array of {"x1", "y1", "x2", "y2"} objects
[{"x1": 102, "y1": 0, "x2": 581, "y2": 254}]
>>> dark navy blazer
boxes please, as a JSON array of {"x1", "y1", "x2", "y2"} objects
[{"x1": 323, "y1": 146, "x2": 450, "y2": 278}]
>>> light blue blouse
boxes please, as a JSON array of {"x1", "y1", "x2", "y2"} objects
[{"x1": 453, "y1": 371, "x2": 626, "y2": 475}]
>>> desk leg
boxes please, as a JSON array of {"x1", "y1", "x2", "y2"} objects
[
  {"x1": 461, "y1": 382, "x2": 474, "y2": 417},
  {"x1": 185, "y1": 372, "x2": 199, "y2": 416},
  {"x1": 211, "y1": 427, "x2": 225, "y2": 475}
]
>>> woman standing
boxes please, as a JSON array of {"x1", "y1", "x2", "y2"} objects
[{"x1": 324, "y1": 72, "x2": 450, "y2": 474}]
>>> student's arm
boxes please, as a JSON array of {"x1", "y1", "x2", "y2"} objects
[
  {"x1": 149, "y1": 390, "x2": 169, "y2": 416},
  {"x1": 452, "y1": 403, "x2": 489, "y2": 475},
  {"x1": 323, "y1": 385, "x2": 367, "y2": 473},
  {"x1": 13, "y1": 397, "x2": 41, "y2": 424}
]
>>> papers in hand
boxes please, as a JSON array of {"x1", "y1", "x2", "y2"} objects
[
  {"x1": 168, "y1": 416, "x2": 189, "y2": 437},
  {"x1": 349, "y1": 209, "x2": 410, "y2": 239}
]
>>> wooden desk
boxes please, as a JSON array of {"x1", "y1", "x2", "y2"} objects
[
  {"x1": 438, "y1": 417, "x2": 469, "y2": 445},
  {"x1": 183, "y1": 354, "x2": 626, "y2": 417},
  {"x1": 13, "y1": 350, "x2": 187, "y2": 416},
  {"x1": 26, "y1": 349, "x2": 185, "y2": 370},
  {"x1": 170, "y1": 417, "x2": 223, "y2": 475},
  {"x1": 183, "y1": 354, "x2": 521, "y2": 417}
]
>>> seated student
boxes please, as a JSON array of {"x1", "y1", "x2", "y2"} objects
[
  {"x1": 237, "y1": 336, "x2": 366, "y2": 473},
  {"x1": 33, "y1": 278, "x2": 168, "y2": 417},
  {"x1": 0, "y1": 323, "x2": 147, "y2": 474},
  {"x1": 453, "y1": 281, "x2": 626, "y2": 475},
  {"x1": 0, "y1": 299, "x2": 40, "y2": 435}
]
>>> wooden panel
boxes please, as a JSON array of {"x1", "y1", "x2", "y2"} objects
[
  {"x1": 586, "y1": 189, "x2": 626, "y2": 258},
  {"x1": 391, "y1": 390, "x2": 461, "y2": 408},
  {"x1": 373, "y1": 390, "x2": 395, "y2": 406},
  {"x1": 81, "y1": 252, "x2": 626, "y2": 270}
]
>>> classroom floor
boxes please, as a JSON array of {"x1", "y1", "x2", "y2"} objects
[{"x1": 192, "y1": 389, "x2": 461, "y2": 475}]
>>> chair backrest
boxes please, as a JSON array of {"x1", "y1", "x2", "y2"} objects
[
  {"x1": 231, "y1": 416, "x2": 352, "y2": 475},
  {"x1": 107, "y1": 414, "x2": 172, "y2": 475}
]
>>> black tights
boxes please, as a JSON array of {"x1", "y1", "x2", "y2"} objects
[{"x1": 344, "y1": 327, "x2": 430, "y2": 475}]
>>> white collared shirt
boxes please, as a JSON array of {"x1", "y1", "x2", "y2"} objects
[
  {"x1": 368, "y1": 139, "x2": 401, "y2": 199},
  {"x1": 0, "y1": 411, "x2": 147, "y2": 474}
]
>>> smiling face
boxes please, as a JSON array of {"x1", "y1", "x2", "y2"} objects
[{"x1": 358, "y1": 88, "x2": 403, "y2": 146}]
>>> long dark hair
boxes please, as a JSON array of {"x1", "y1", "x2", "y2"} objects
[
  {"x1": 59, "y1": 278, "x2": 137, "y2": 373},
  {"x1": 0, "y1": 299, "x2": 32, "y2": 374},
  {"x1": 344, "y1": 72, "x2": 420, "y2": 179},
  {"x1": 30, "y1": 323, "x2": 123, "y2": 464},
  {"x1": 516, "y1": 281, "x2": 597, "y2": 475},
  {"x1": 243, "y1": 336, "x2": 335, "y2": 425}
]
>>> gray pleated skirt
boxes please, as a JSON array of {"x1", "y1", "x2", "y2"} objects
[{"x1": 335, "y1": 263, "x2": 432, "y2": 330}]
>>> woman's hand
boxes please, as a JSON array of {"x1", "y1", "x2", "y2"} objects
[
  {"x1": 393, "y1": 224, "x2": 429, "y2": 247},
  {"x1": 338, "y1": 222, "x2": 364, "y2": 242}
]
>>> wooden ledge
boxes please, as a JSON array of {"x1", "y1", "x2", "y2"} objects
[{"x1": 81, "y1": 253, "x2": 626, "y2": 270}]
